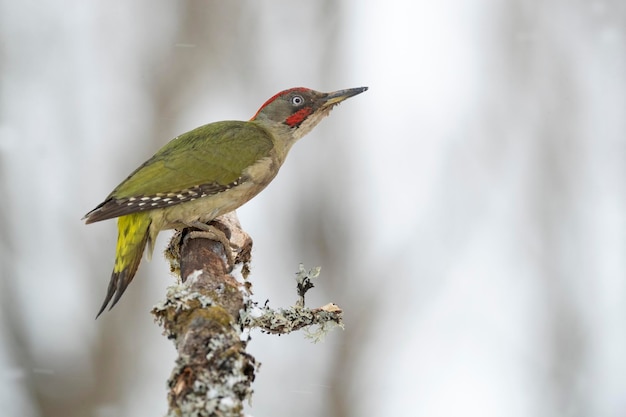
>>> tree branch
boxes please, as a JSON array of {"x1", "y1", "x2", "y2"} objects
[{"x1": 152, "y1": 212, "x2": 343, "y2": 416}]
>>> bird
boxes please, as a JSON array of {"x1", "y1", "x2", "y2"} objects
[{"x1": 84, "y1": 86, "x2": 368, "y2": 316}]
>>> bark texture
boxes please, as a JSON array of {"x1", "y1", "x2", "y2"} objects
[{"x1": 153, "y1": 213, "x2": 256, "y2": 417}]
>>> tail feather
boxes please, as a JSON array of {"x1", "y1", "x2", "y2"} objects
[{"x1": 96, "y1": 212, "x2": 152, "y2": 318}]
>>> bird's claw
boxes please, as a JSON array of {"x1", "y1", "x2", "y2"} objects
[{"x1": 186, "y1": 221, "x2": 236, "y2": 266}]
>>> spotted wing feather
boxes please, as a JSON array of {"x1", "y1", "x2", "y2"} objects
[{"x1": 84, "y1": 180, "x2": 244, "y2": 223}]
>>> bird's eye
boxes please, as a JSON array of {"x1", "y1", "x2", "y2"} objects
[{"x1": 291, "y1": 95, "x2": 304, "y2": 106}]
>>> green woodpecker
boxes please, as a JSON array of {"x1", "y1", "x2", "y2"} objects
[{"x1": 84, "y1": 86, "x2": 367, "y2": 316}]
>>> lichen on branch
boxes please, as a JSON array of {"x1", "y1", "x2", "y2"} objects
[{"x1": 153, "y1": 212, "x2": 344, "y2": 416}]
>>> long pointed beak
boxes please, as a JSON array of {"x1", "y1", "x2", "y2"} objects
[{"x1": 323, "y1": 86, "x2": 368, "y2": 107}]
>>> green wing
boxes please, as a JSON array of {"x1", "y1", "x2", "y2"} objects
[{"x1": 84, "y1": 121, "x2": 274, "y2": 223}]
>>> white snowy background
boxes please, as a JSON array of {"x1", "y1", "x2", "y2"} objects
[{"x1": 0, "y1": 1, "x2": 625, "y2": 416}]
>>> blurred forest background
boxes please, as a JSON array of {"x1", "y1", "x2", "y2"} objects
[{"x1": 1, "y1": 1, "x2": 625, "y2": 416}]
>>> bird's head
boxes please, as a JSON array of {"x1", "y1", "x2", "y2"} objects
[{"x1": 251, "y1": 86, "x2": 368, "y2": 141}]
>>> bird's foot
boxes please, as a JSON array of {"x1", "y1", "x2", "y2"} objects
[{"x1": 185, "y1": 221, "x2": 235, "y2": 265}]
